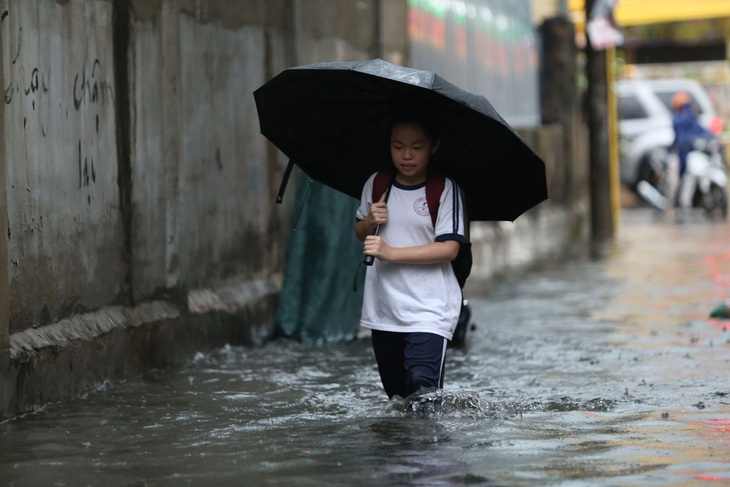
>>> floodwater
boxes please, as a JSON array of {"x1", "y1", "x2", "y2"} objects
[{"x1": 3, "y1": 208, "x2": 730, "y2": 486}]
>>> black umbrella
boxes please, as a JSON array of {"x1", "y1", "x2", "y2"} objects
[{"x1": 253, "y1": 59, "x2": 547, "y2": 222}]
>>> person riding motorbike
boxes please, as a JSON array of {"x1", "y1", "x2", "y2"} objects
[{"x1": 669, "y1": 91, "x2": 717, "y2": 214}]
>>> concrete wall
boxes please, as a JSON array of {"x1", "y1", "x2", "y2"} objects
[
  {"x1": 467, "y1": 16, "x2": 590, "y2": 285},
  {"x1": 3, "y1": 1, "x2": 125, "y2": 334},
  {"x1": 130, "y1": 6, "x2": 274, "y2": 299},
  {"x1": 0, "y1": 0, "x2": 589, "y2": 417},
  {"x1": 0, "y1": 0, "x2": 408, "y2": 417}
]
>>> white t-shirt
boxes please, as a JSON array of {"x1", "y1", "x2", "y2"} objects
[{"x1": 356, "y1": 172, "x2": 465, "y2": 340}]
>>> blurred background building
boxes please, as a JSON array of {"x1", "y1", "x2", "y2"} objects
[{"x1": 408, "y1": 0, "x2": 543, "y2": 127}]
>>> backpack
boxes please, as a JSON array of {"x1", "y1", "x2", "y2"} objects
[{"x1": 372, "y1": 170, "x2": 472, "y2": 288}]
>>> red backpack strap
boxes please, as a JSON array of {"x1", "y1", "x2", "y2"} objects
[
  {"x1": 425, "y1": 171, "x2": 446, "y2": 227},
  {"x1": 372, "y1": 169, "x2": 395, "y2": 203}
]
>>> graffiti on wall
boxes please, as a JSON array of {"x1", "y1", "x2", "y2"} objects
[
  {"x1": 73, "y1": 59, "x2": 114, "y2": 111},
  {"x1": 74, "y1": 58, "x2": 113, "y2": 205},
  {"x1": 1, "y1": 7, "x2": 115, "y2": 207}
]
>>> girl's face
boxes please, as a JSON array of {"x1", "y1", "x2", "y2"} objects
[{"x1": 390, "y1": 122, "x2": 439, "y2": 185}]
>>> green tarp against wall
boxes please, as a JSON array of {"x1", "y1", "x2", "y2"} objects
[{"x1": 270, "y1": 176, "x2": 365, "y2": 345}]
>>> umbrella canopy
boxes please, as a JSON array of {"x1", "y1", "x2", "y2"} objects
[{"x1": 254, "y1": 59, "x2": 547, "y2": 222}]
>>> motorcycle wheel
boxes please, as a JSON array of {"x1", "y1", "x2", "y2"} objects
[
  {"x1": 704, "y1": 183, "x2": 728, "y2": 220},
  {"x1": 636, "y1": 149, "x2": 670, "y2": 204}
]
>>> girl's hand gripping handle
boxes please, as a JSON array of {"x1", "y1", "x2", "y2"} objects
[{"x1": 363, "y1": 191, "x2": 388, "y2": 266}]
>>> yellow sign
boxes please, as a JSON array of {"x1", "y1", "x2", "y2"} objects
[{"x1": 570, "y1": 0, "x2": 730, "y2": 27}]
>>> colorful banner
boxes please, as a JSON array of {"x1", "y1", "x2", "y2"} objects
[
  {"x1": 408, "y1": 0, "x2": 540, "y2": 128},
  {"x1": 570, "y1": 0, "x2": 730, "y2": 27}
]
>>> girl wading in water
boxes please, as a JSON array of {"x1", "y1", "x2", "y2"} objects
[{"x1": 355, "y1": 113, "x2": 465, "y2": 401}]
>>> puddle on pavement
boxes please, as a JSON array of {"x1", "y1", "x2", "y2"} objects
[{"x1": 2, "y1": 209, "x2": 730, "y2": 486}]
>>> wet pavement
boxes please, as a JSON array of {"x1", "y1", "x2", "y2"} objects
[{"x1": 2, "y1": 207, "x2": 730, "y2": 486}]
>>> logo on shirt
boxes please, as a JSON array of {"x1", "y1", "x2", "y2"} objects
[{"x1": 414, "y1": 197, "x2": 430, "y2": 217}]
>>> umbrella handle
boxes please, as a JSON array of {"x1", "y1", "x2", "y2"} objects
[
  {"x1": 363, "y1": 179, "x2": 392, "y2": 267},
  {"x1": 363, "y1": 224, "x2": 380, "y2": 266}
]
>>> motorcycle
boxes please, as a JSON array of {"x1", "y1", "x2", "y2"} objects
[
  {"x1": 680, "y1": 138, "x2": 728, "y2": 218},
  {"x1": 637, "y1": 137, "x2": 728, "y2": 220}
]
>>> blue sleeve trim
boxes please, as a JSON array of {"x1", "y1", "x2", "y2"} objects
[{"x1": 435, "y1": 233, "x2": 464, "y2": 243}]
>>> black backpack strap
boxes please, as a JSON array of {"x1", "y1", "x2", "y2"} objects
[
  {"x1": 425, "y1": 172, "x2": 445, "y2": 228},
  {"x1": 372, "y1": 168, "x2": 396, "y2": 204}
]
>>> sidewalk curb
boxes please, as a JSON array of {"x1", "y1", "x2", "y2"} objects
[{"x1": 2, "y1": 278, "x2": 279, "y2": 418}]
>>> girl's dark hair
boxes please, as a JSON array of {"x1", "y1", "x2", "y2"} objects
[{"x1": 389, "y1": 109, "x2": 439, "y2": 142}]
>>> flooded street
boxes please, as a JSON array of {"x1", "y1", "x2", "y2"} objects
[{"x1": 3, "y1": 208, "x2": 730, "y2": 486}]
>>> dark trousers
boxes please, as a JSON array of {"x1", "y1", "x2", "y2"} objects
[{"x1": 371, "y1": 330, "x2": 448, "y2": 399}]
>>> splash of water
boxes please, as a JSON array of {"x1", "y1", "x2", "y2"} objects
[{"x1": 400, "y1": 388, "x2": 617, "y2": 419}]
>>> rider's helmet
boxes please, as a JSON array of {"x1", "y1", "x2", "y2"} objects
[{"x1": 671, "y1": 91, "x2": 691, "y2": 111}]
